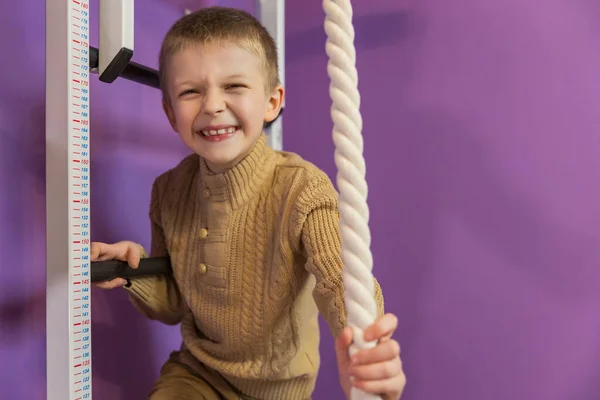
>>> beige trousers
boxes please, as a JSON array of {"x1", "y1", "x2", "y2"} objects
[
  {"x1": 148, "y1": 349, "x2": 312, "y2": 400},
  {"x1": 148, "y1": 350, "x2": 241, "y2": 400}
]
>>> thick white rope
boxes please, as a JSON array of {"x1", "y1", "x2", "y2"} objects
[{"x1": 323, "y1": 1, "x2": 381, "y2": 399}]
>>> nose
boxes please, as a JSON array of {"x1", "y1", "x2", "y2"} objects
[{"x1": 202, "y1": 88, "x2": 225, "y2": 116}]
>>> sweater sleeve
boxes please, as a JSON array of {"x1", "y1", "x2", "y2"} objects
[
  {"x1": 123, "y1": 178, "x2": 187, "y2": 325},
  {"x1": 297, "y1": 174, "x2": 384, "y2": 338}
]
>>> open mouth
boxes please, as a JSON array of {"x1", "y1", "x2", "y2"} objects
[
  {"x1": 197, "y1": 126, "x2": 240, "y2": 141},
  {"x1": 200, "y1": 126, "x2": 238, "y2": 136}
]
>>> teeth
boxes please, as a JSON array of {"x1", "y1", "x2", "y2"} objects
[{"x1": 201, "y1": 126, "x2": 237, "y2": 136}]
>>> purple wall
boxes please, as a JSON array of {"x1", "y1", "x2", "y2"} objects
[
  {"x1": 1, "y1": 2, "x2": 49, "y2": 398},
  {"x1": 2, "y1": 0, "x2": 600, "y2": 399},
  {"x1": 1, "y1": 0, "x2": 188, "y2": 398},
  {"x1": 288, "y1": 1, "x2": 600, "y2": 399}
]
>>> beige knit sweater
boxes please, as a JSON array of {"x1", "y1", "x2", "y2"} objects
[{"x1": 125, "y1": 134, "x2": 384, "y2": 399}]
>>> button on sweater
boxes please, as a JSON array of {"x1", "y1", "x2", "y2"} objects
[{"x1": 125, "y1": 134, "x2": 384, "y2": 399}]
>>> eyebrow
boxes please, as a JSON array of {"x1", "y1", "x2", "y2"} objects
[
  {"x1": 173, "y1": 80, "x2": 196, "y2": 87},
  {"x1": 224, "y1": 74, "x2": 248, "y2": 80}
]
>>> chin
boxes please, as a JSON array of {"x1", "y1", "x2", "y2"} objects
[{"x1": 184, "y1": 130, "x2": 258, "y2": 168}]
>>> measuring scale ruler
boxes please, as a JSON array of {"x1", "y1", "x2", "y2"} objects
[
  {"x1": 45, "y1": 1, "x2": 283, "y2": 398},
  {"x1": 46, "y1": 0, "x2": 92, "y2": 398}
]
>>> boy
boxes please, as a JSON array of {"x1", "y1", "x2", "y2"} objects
[{"x1": 91, "y1": 6, "x2": 405, "y2": 400}]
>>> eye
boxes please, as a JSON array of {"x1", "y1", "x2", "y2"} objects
[
  {"x1": 179, "y1": 89, "x2": 197, "y2": 97},
  {"x1": 226, "y1": 83, "x2": 246, "y2": 90}
]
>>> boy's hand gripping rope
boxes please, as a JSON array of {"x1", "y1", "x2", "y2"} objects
[{"x1": 323, "y1": 1, "x2": 381, "y2": 399}]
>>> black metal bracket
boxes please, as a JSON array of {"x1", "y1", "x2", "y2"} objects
[{"x1": 89, "y1": 46, "x2": 160, "y2": 88}]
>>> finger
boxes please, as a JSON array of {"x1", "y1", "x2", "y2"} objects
[
  {"x1": 335, "y1": 327, "x2": 353, "y2": 366},
  {"x1": 96, "y1": 253, "x2": 116, "y2": 261},
  {"x1": 96, "y1": 278, "x2": 127, "y2": 289},
  {"x1": 349, "y1": 358, "x2": 402, "y2": 381},
  {"x1": 125, "y1": 243, "x2": 142, "y2": 269},
  {"x1": 92, "y1": 241, "x2": 141, "y2": 266},
  {"x1": 91, "y1": 241, "x2": 124, "y2": 262},
  {"x1": 352, "y1": 339, "x2": 400, "y2": 365},
  {"x1": 94, "y1": 278, "x2": 128, "y2": 290},
  {"x1": 364, "y1": 313, "x2": 398, "y2": 342},
  {"x1": 352, "y1": 373, "x2": 406, "y2": 397},
  {"x1": 90, "y1": 242, "x2": 106, "y2": 261}
]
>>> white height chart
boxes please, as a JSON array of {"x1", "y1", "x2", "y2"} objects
[
  {"x1": 45, "y1": 1, "x2": 283, "y2": 399},
  {"x1": 46, "y1": 0, "x2": 92, "y2": 399}
]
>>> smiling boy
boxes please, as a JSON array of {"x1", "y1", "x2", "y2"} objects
[{"x1": 91, "y1": 6, "x2": 405, "y2": 399}]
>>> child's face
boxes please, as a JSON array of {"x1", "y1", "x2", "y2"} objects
[{"x1": 162, "y1": 42, "x2": 283, "y2": 172}]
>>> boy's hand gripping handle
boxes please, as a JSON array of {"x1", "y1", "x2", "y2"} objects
[{"x1": 90, "y1": 257, "x2": 171, "y2": 282}]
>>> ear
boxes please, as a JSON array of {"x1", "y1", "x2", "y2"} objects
[
  {"x1": 264, "y1": 85, "x2": 285, "y2": 124},
  {"x1": 162, "y1": 98, "x2": 178, "y2": 132}
]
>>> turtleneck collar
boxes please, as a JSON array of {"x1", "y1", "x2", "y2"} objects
[{"x1": 198, "y1": 133, "x2": 275, "y2": 208}]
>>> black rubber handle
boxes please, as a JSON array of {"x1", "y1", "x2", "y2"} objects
[{"x1": 91, "y1": 257, "x2": 172, "y2": 282}]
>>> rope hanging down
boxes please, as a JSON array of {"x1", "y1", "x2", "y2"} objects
[{"x1": 323, "y1": 1, "x2": 381, "y2": 399}]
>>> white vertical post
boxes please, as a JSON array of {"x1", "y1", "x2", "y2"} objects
[
  {"x1": 98, "y1": 0, "x2": 134, "y2": 83},
  {"x1": 256, "y1": 0, "x2": 284, "y2": 151},
  {"x1": 46, "y1": 0, "x2": 93, "y2": 398}
]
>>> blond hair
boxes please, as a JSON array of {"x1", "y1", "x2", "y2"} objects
[{"x1": 158, "y1": 6, "x2": 280, "y2": 101}]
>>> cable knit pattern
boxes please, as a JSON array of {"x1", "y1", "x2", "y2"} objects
[{"x1": 125, "y1": 134, "x2": 385, "y2": 399}]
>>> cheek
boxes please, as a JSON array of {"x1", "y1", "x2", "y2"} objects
[
  {"x1": 173, "y1": 103, "x2": 198, "y2": 127},
  {"x1": 230, "y1": 94, "x2": 266, "y2": 122}
]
